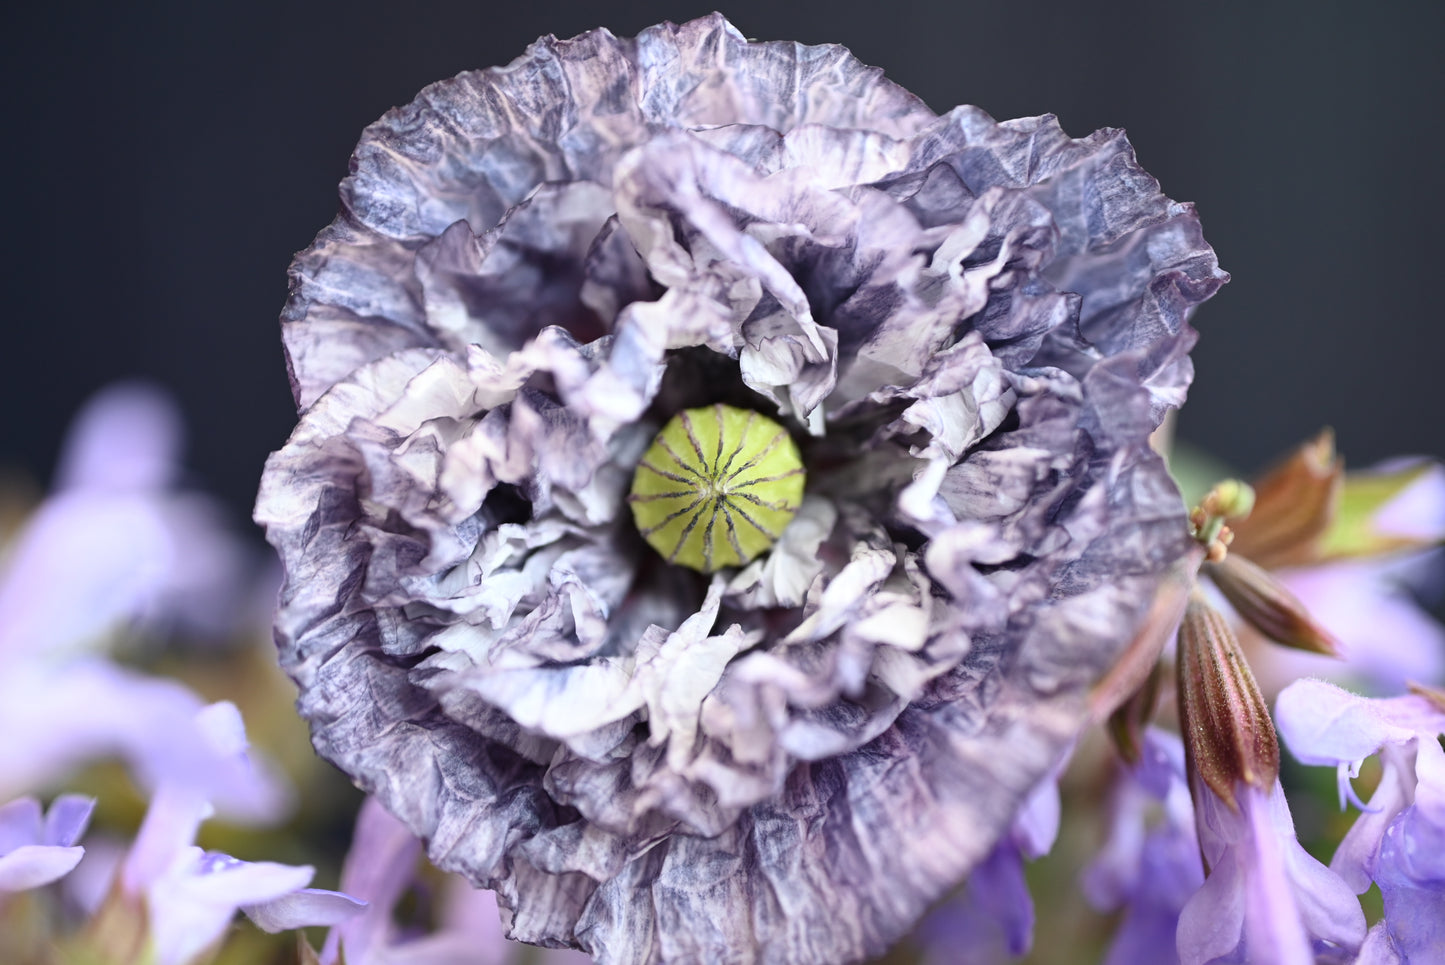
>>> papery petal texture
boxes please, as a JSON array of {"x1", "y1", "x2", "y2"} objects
[{"x1": 256, "y1": 14, "x2": 1225, "y2": 964}]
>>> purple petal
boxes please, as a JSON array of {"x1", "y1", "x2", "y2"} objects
[
  {"x1": 321, "y1": 797, "x2": 424, "y2": 964},
  {"x1": 244, "y1": 887, "x2": 367, "y2": 933},
  {"x1": 42, "y1": 794, "x2": 95, "y2": 847},
  {"x1": 0, "y1": 844, "x2": 86, "y2": 891},
  {"x1": 55, "y1": 382, "x2": 182, "y2": 492},
  {"x1": 1275, "y1": 679, "x2": 1442, "y2": 767},
  {"x1": 0, "y1": 797, "x2": 42, "y2": 854}
]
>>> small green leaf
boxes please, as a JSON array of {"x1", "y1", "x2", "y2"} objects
[{"x1": 1318, "y1": 462, "x2": 1437, "y2": 560}]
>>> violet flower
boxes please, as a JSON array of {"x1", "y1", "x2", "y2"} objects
[
  {"x1": 0, "y1": 794, "x2": 94, "y2": 893},
  {"x1": 1174, "y1": 777, "x2": 1364, "y2": 965},
  {"x1": 115, "y1": 702, "x2": 362, "y2": 965},
  {"x1": 1083, "y1": 729, "x2": 1203, "y2": 965},
  {"x1": 320, "y1": 796, "x2": 587, "y2": 965},
  {"x1": 255, "y1": 15, "x2": 1225, "y2": 962},
  {"x1": 0, "y1": 384, "x2": 273, "y2": 813},
  {"x1": 916, "y1": 752, "x2": 1064, "y2": 964},
  {"x1": 1172, "y1": 595, "x2": 1365, "y2": 965},
  {"x1": 1275, "y1": 678, "x2": 1445, "y2": 963}
]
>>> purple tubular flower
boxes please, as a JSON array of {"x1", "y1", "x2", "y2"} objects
[
  {"x1": 0, "y1": 794, "x2": 94, "y2": 892},
  {"x1": 118, "y1": 703, "x2": 362, "y2": 965},
  {"x1": 0, "y1": 383, "x2": 275, "y2": 811},
  {"x1": 917, "y1": 763, "x2": 1062, "y2": 964},
  {"x1": 1175, "y1": 778, "x2": 1364, "y2": 965},
  {"x1": 1083, "y1": 730, "x2": 1203, "y2": 965},
  {"x1": 322, "y1": 797, "x2": 589, "y2": 965},
  {"x1": 1276, "y1": 678, "x2": 1445, "y2": 962},
  {"x1": 255, "y1": 14, "x2": 1225, "y2": 962}
]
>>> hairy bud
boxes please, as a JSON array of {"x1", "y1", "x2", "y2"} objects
[
  {"x1": 1176, "y1": 595, "x2": 1280, "y2": 811},
  {"x1": 1206, "y1": 554, "x2": 1342, "y2": 656}
]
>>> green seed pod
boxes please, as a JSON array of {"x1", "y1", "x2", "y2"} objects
[{"x1": 629, "y1": 404, "x2": 805, "y2": 573}]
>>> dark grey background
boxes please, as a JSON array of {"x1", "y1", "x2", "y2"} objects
[{"x1": 6, "y1": 0, "x2": 1443, "y2": 523}]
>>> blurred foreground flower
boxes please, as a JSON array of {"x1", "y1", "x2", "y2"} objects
[
  {"x1": 316, "y1": 796, "x2": 587, "y2": 965},
  {"x1": 256, "y1": 13, "x2": 1224, "y2": 963},
  {"x1": 0, "y1": 383, "x2": 270, "y2": 806},
  {"x1": 0, "y1": 384, "x2": 361, "y2": 963},
  {"x1": 0, "y1": 795, "x2": 94, "y2": 893}
]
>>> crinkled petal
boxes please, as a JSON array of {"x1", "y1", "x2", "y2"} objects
[{"x1": 257, "y1": 14, "x2": 1223, "y2": 963}]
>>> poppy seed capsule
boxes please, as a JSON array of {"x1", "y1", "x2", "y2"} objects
[{"x1": 629, "y1": 404, "x2": 805, "y2": 573}]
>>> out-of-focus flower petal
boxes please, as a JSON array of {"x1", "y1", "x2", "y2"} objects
[
  {"x1": 147, "y1": 849, "x2": 315, "y2": 965},
  {"x1": 0, "y1": 795, "x2": 94, "y2": 892},
  {"x1": 1083, "y1": 731, "x2": 1200, "y2": 965},
  {"x1": 918, "y1": 842, "x2": 1034, "y2": 965},
  {"x1": 54, "y1": 382, "x2": 182, "y2": 493},
  {"x1": 243, "y1": 886, "x2": 367, "y2": 933}
]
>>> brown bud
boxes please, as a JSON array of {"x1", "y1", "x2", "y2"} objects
[
  {"x1": 1206, "y1": 553, "x2": 1342, "y2": 656},
  {"x1": 1408, "y1": 681, "x2": 1445, "y2": 714},
  {"x1": 1108, "y1": 659, "x2": 1162, "y2": 765},
  {"x1": 1229, "y1": 429, "x2": 1343, "y2": 569},
  {"x1": 1176, "y1": 595, "x2": 1280, "y2": 811}
]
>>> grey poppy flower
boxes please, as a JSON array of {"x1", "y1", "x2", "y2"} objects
[{"x1": 255, "y1": 14, "x2": 1225, "y2": 964}]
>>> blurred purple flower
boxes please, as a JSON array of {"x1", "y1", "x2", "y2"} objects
[
  {"x1": 0, "y1": 384, "x2": 280, "y2": 816},
  {"x1": 917, "y1": 756, "x2": 1063, "y2": 965},
  {"x1": 255, "y1": 14, "x2": 1225, "y2": 961},
  {"x1": 1083, "y1": 730, "x2": 1203, "y2": 965},
  {"x1": 1276, "y1": 679, "x2": 1445, "y2": 963},
  {"x1": 114, "y1": 702, "x2": 360, "y2": 965},
  {"x1": 321, "y1": 796, "x2": 587, "y2": 965},
  {"x1": 0, "y1": 794, "x2": 94, "y2": 892}
]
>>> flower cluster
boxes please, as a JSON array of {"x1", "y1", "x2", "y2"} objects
[{"x1": 255, "y1": 14, "x2": 1225, "y2": 962}]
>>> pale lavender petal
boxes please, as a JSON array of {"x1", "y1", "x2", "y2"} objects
[
  {"x1": 1276, "y1": 563, "x2": 1445, "y2": 691},
  {"x1": 322, "y1": 796, "x2": 424, "y2": 964},
  {"x1": 1178, "y1": 783, "x2": 1363, "y2": 965},
  {"x1": 55, "y1": 381, "x2": 181, "y2": 492},
  {"x1": 243, "y1": 887, "x2": 367, "y2": 933},
  {"x1": 1372, "y1": 460, "x2": 1445, "y2": 541},
  {"x1": 0, "y1": 844, "x2": 86, "y2": 891},
  {"x1": 1274, "y1": 679, "x2": 1433, "y2": 766},
  {"x1": 1354, "y1": 922, "x2": 1404, "y2": 965},
  {"x1": 42, "y1": 794, "x2": 95, "y2": 847},
  {"x1": 0, "y1": 795, "x2": 95, "y2": 892},
  {"x1": 0, "y1": 797, "x2": 42, "y2": 854},
  {"x1": 147, "y1": 848, "x2": 315, "y2": 965}
]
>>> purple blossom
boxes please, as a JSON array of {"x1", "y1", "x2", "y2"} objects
[
  {"x1": 1276, "y1": 678, "x2": 1445, "y2": 963},
  {"x1": 255, "y1": 14, "x2": 1225, "y2": 962},
  {"x1": 0, "y1": 383, "x2": 274, "y2": 811},
  {"x1": 321, "y1": 797, "x2": 587, "y2": 965},
  {"x1": 0, "y1": 794, "x2": 94, "y2": 892},
  {"x1": 917, "y1": 765, "x2": 1062, "y2": 964},
  {"x1": 1083, "y1": 730, "x2": 1203, "y2": 965},
  {"x1": 116, "y1": 703, "x2": 361, "y2": 965},
  {"x1": 1175, "y1": 777, "x2": 1364, "y2": 965}
]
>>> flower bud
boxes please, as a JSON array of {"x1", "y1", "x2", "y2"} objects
[
  {"x1": 1206, "y1": 553, "x2": 1342, "y2": 656},
  {"x1": 1408, "y1": 681, "x2": 1445, "y2": 713},
  {"x1": 1228, "y1": 430, "x2": 1342, "y2": 568},
  {"x1": 1176, "y1": 595, "x2": 1280, "y2": 810}
]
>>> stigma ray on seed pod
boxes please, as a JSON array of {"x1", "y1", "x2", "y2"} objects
[{"x1": 628, "y1": 404, "x2": 805, "y2": 573}]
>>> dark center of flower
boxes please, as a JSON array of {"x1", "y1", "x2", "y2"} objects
[{"x1": 628, "y1": 403, "x2": 804, "y2": 573}]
